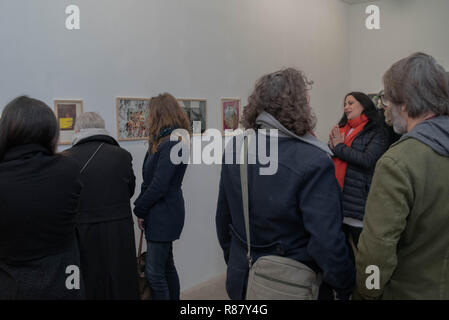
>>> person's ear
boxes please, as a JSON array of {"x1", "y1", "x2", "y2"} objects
[{"x1": 401, "y1": 104, "x2": 408, "y2": 115}]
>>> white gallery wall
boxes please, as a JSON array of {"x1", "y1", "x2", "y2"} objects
[
  {"x1": 0, "y1": 0, "x2": 351, "y2": 291},
  {"x1": 348, "y1": 0, "x2": 449, "y2": 92}
]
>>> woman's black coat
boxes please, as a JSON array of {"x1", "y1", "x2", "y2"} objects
[
  {"x1": 64, "y1": 135, "x2": 139, "y2": 300},
  {"x1": 332, "y1": 121, "x2": 389, "y2": 221},
  {"x1": 0, "y1": 144, "x2": 83, "y2": 299}
]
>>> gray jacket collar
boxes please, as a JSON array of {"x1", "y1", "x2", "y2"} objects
[
  {"x1": 255, "y1": 111, "x2": 333, "y2": 156},
  {"x1": 402, "y1": 115, "x2": 449, "y2": 157}
]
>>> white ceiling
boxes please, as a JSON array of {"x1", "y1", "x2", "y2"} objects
[{"x1": 341, "y1": 0, "x2": 380, "y2": 4}]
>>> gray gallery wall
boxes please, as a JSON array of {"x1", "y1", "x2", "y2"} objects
[
  {"x1": 0, "y1": 0, "x2": 352, "y2": 291},
  {"x1": 348, "y1": 0, "x2": 449, "y2": 92}
]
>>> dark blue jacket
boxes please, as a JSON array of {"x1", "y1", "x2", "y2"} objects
[
  {"x1": 216, "y1": 134, "x2": 355, "y2": 300},
  {"x1": 333, "y1": 121, "x2": 389, "y2": 220},
  {"x1": 134, "y1": 139, "x2": 187, "y2": 242}
]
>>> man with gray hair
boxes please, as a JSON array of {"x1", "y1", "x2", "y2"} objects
[
  {"x1": 355, "y1": 52, "x2": 449, "y2": 299},
  {"x1": 64, "y1": 112, "x2": 139, "y2": 299},
  {"x1": 72, "y1": 111, "x2": 108, "y2": 145}
]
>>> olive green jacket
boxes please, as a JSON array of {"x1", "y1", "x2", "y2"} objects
[{"x1": 355, "y1": 134, "x2": 449, "y2": 299}]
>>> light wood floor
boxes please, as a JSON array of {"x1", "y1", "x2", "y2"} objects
[{"x1": 180, "y1": 273, "x2": 229, "y2": 300}]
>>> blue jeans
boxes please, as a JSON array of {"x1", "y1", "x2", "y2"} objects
[{"x1": 145, "y1": 241, "x2": 180, "y2": 300}]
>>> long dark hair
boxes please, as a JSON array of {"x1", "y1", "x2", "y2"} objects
[
  {"x1": 0, "y1": 96, "x2": 59, "y2": 161},
  {"x1": 338, "y1": 92, "x2": 381, "y2": 127}
]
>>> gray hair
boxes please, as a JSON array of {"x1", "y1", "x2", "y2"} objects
[
  {"x1": 383, "y1": 52, "x2": 449, "y2": 118},
  {"x1": 74, "y1": 112, "x2": 105, "y2": 131}
]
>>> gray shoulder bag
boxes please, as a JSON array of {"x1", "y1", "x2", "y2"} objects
[{"x1": 240, "y1": 135, "x2": 321, "y2": 300}]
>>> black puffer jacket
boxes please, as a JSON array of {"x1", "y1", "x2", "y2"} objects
[{"x1": 333, "y1": 121, "x2": 389, "y2": 221}]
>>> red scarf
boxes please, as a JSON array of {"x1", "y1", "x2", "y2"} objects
[{"x1": 333, "y1": 114, "x2": 369, "y2": 189}]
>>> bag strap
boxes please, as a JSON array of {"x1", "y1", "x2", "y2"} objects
[
  {"x1": 240, "y1": 135, "x2": 252, "y2": 268},
  {"x1": 138, "y1": 230, "x2": 144, "y2": 258},
  {"x1": 80, "y1": 142, "x2": 105, "y2": 174}
]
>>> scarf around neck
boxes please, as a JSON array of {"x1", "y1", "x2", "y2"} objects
[
  {"x1": 72, "y1": 128, "x2": 111, "y2": 146},
  {"x1": 333, "y1": 114, "x2": 369, "y2": 189},
  {"x1": 155, "y1": 127, "x2": 179, "y2": 141}
]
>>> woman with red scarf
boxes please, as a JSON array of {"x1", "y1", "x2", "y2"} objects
[{"x1": 329, "y1": 92, "x2": 389, "y2": 258}]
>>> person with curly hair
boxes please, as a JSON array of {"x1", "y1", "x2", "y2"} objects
[{"x1": 216, "y1": 68, "x2": 355, "y2": 300}]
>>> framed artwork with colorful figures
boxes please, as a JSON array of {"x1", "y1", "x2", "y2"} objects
[
  {"x1": 221, "y1": 98, "x2": 241, "y2": 135},
  {"x1": 116, "y1": 97, "x2": 151, "y2": 141}
]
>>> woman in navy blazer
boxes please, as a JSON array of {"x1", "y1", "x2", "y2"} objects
[{"x1": 133, "y1": 93, "x2": 191, "y2": 300}]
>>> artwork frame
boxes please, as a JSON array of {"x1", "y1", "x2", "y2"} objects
[
  {"x1": 178, "y1": 98, "x2": 208, "y2": 135},
  {"x1": 367, "y1": 93, "x2": 382, "y2": 109},
  {"x1": 220, "y1": 98, "x2": 241, "y2": 135},
  {"x1": 54, "y1": 99, "x2": 83, "y2": 145},
  {"x1": 116, "y1": 97, "x2": 151, "y2": 141}
]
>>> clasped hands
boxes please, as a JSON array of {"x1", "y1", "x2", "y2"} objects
[{"x1": 329, "y1": 125, "x2": 345, "y2": 149}]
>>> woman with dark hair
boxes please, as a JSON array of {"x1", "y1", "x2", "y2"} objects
[
  {"x1": 216, "y1": 68, "x2": 355, "y2": 300},
  {"x1": 329, "y1": 92, "x2": 389, "y2": 252},
  {"x1": 133, "y1": 93, "x2": 191, "y2": 300},
  {"x1": 0, "y1": 96, "x2": 84, "y2": 299}
]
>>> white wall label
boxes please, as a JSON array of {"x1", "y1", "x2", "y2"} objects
[
  {"x1": 365, "y1": 265, "x2": 380, "y2": 290},
  {"x1": 365, "y1": 5, "x2": 380, "y2": 30},
  {"x1": 65, "y1": 265, "x2": 80, "y2": 290},
  {"x1": 65, "y1": 5, "x2": 80, "y2": 30}
]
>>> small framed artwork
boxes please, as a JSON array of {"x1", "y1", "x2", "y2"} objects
[
  {"x1": 368, "y1": 93, "x2": 382, "y2": 109},
  {"x1": 54, "y1": 100, "x2": 83, "y2": 145},
  {"x1": 221, "y1": 98, "x2": 241, "y2": 134},
  {"x1": 116, "y1": 97, "x2": 151, "y2": 141},
  {"x1": 178, "y1": 98, "x2": 207, "y2": 135}
]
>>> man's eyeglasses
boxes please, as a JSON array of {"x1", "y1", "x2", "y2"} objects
[{"x1": 378, "y1": 90, "x2": 390, "y2": 108}]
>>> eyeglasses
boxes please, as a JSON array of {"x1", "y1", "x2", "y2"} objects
[{"x1": 378, "y1": 91, "x2": 390, "y2": 108}]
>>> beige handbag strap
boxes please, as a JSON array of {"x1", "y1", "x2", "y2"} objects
[{"x1": 240, "y1": 135, "x2": 252, "y2": 268}]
